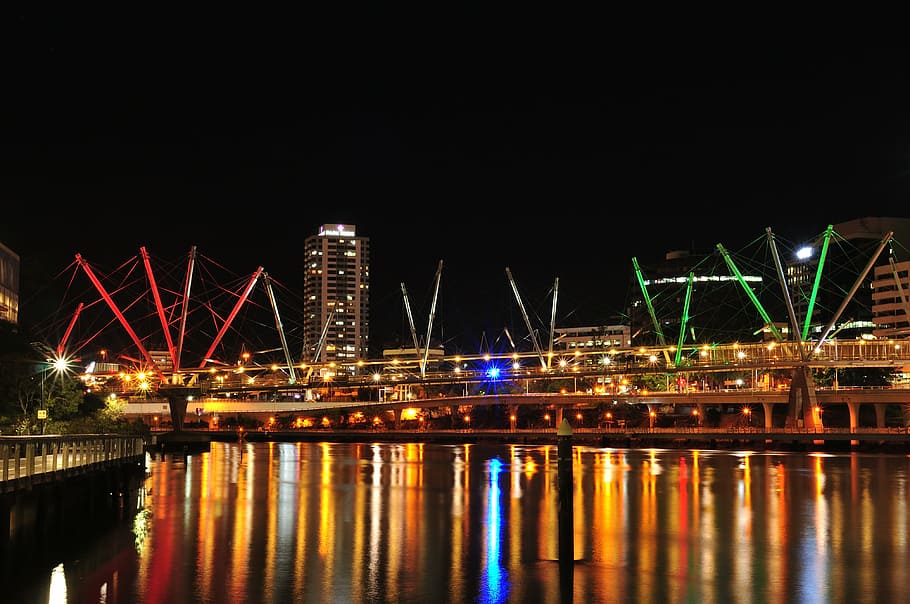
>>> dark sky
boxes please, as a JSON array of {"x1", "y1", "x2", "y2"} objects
[{"x1": 3, "y1": 26, "x2": 910, "y2": 355}]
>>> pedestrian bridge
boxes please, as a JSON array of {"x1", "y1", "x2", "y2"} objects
[{"x1": 123, "y1": 384, "x2": 910, "y2": 433}]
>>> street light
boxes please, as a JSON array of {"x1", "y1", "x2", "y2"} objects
[{"x1": 40, "y1": 356, "x2": 71, "y2": 435}]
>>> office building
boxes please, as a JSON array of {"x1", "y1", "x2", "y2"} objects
[
  {"x1": 789, "y1": 216, "x2": 910, "y2": 341},
  {"x1": 627, "y1": 248, "x2": 765, "y2": 348},
  {"x1": 302, "y1": 224, "x2": 370, "y2": 372},
  {"x1": 0, "y1": 241, "x2": 19, "y2": 325}
]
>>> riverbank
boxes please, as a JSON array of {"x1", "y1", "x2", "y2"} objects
[{"x1": 148, "y1": 428, "x2": 910, "y2": 454}]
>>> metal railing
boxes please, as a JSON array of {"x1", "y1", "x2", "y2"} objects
[{"x1": 0, "y1": 434, "x2": 146, "y2": 492}]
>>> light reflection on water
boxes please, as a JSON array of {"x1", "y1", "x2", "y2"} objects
[{"x1": 11, "y1": 442, "x2": 910, "y2": 603}]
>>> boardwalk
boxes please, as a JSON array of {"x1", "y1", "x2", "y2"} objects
[{"x1": 0, "y1": 434, "x2": 145, "y2": 494}]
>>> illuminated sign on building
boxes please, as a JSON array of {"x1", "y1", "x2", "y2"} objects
[{"x1": 318, "y1": 224, "x2": 356, "y2": 237}]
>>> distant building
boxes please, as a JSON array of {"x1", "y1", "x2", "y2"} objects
[
  {"x1": 627, "y1": 248, "x2": 765, "y2": 347},
  {"x1": 628, "y1": 217, "x2": 910, "y2": 348},
  {"x1": 302, "y1": 224, "x2": 370, "y2": 372},
  {"x1": 790, "y1": 216, "x2": 910, "y2": 341},
  {"x1": 0, "y1": 241, "x2": 19, "y2": 325},
  {"x1": 872, "y1": 259, "x2": 910, "y2": 338},
  {"x1": 552, "y1": 325, "x2": 630, "y2": 352},
  {"x1": 382, "y1": 345, "x2": 445, "y2": 365}
]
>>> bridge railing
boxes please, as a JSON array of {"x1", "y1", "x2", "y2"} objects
[{"x1": 0, "y1": 435, "x2": 146, "y2": 489}]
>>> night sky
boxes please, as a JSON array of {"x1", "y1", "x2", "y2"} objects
[{"x1": 3, "y1": 29, "x2": 910, "y2": 355}]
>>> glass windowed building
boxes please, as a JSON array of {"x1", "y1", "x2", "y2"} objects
[
  {"x1": 302, "y1": 224, "x2": 370, "y2": 372},
  {"x1": 0, "y1": 241, "x2": 19, "y2": 325}
]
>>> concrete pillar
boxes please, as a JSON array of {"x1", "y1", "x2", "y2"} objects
[
  {"x1": 846, "y1": 401, "x2": 861, "y2": 447},
  {"x1": 555, "y1": 407, "x2": 564, "y2": 426},
  {"x1": 761, "y1": 402, "x2": 775, "y2": 429},
  {"x1": 696, "y1": 403, "x2": 706, "y2": 425},
  {"x1": 846, "y1": 402, "x2": 860, "y2": 432},
  {"x1": 788, "y1": 367, "x2": 819, "y2": 429},
  {"x1": 874, "y1": 404, "x2": 887, "y2": 429}
]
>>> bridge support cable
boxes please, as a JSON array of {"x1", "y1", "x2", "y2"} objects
[
  {"x1": 766, "y1": 228, "x2": 809, "y2": 361},
  {"x1": 400, "y1": 283, "x2": 424, "y2": 364},
  {"x1": 673, "y1": 273, "x2": 694, "y2": 368},
  {"x1": 311, "y1": 310, "x2": 334, "y2": 369},
  {"x1": 632, "y1": 257, "x2": 667, "y2": 347},
  {"x1": 198, "y1": 267, "x2": 264, "y2": 369},
  {"x1": 716, "y1": 244, "x2": 785, "y2": 342},
  {"x1": 632, "y1": 257, "x2": 672, "y2": 365},
  {"x1": 420, "y1": 260, "x2": 444, "y2": 379},
  {"x1": 262, "y1": 272, "x2": 297, "y2": 385},
  {"x1": 141, "y1": 247, "x2": 180, "y2": 374},
  {"x1": 175, "y1": 247, "x2": 198, "y2": 377},
  {"x1": 547, "y1": 277, "x2": 558, "y2": 368},
  {"x1": 801, "y1": 225, "x2": 834, "y2": 342},
  {"x1": 505, "y1": 267, "x2": 548, "y2": 370},
  {"x1": 56, "y1": 302, "x2": 83, "y2": 358},
  {"x1": 814, "y1": 230, "x2": 893, "y2": 350},
  {"x1": 75, "y1": 254, "x2": 165, "y2": 380}
]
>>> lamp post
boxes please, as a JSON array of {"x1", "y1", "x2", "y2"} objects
[
  {"x1": 39, "y1": 365, "x2": 48, "y2": 435},
  {"x1": 39, "y1": 356, "x2": 69, "y2": 435}
]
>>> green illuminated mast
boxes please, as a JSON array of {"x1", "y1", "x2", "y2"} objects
[
  {"x1": 717, "y1": 243, "x2": 784, "y2": 342},
  {"x1": 674, "y1": 272, "x2": 694, "y2": 368},
  {"x1": 632, "y1": 257, "x2": 666, "y2": 346},
  {"x1": 801, "y1": 225, "x2": 833, "y2": 342}
]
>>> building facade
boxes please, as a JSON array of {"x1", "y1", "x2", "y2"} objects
[
  {"x1": 302, "y1": 224, "x2": 370, "y2": 372},
  {"x1": 789, "y1": 216, "x2": 910, "y2": 341},
  {"x1": 872, "y1": 259, "x2": 910, "y2": 339},
  {"x1": 0, "y1": 241, "x2": 19, "y2": 325}
]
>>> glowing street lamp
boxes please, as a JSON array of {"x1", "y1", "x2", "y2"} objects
[{"x1": 40, "y1": 356, "x2": 71, "y2": 435}]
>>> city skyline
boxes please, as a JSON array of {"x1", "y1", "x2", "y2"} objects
[{"x1": 4, "y1": 44, "x2": 910, "y2": 353}]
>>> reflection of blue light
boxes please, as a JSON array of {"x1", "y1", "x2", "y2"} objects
[{"x1": 480, "y1": 457, "x2": 509, "y2": 603}]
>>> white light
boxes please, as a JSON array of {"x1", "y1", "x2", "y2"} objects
[
  {"x1": 49, "y1": 563, "x2": 67, "y2": 603},
  {"x1": 796, "y1": 246, "x2": 814, "y2": 260}
]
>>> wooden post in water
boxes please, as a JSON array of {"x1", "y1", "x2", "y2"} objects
[{"x1": 557, "y1": 417, "x2": 574, "y2": 600}]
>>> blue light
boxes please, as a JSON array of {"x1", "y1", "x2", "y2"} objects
[{"x1": 487, "y1": 366, "x2": 501, "y2": 380}]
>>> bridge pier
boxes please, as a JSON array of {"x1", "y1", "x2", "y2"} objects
[
  {"x1": 760, "y1": 402, "x2": 775, "y2": 429},
  {"x1": 159, "y1": 386, "x2": 201, "y2": 432},
  {"x1": 788, "y1": 367, "x2": 820, "y2": 429},
  {"x1": 509, "y1": 405, "x2": 519, "y2": 431},
  {"x1": 874, "y1": 404, "x2": 887, "y2": 428},
  {"x1": 847, "y1": 402, "x2": 860, "y2": 431}
]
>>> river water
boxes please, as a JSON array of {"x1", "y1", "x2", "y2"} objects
[{"x1": 6, "y1": 440, "x2": 909, "y2": 603}]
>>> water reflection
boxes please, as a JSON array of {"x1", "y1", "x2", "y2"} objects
[{"x1": 8, "y1": 443, "x2": 910, "y2": 603}]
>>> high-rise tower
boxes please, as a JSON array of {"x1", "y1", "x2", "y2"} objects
[{"x1": 302, "y1": 224, "x2": 370, "y2": 371}]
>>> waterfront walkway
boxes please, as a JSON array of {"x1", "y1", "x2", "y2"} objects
[{"x1": 0, "y1": 435, "x2": 145, "y2": 494}]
